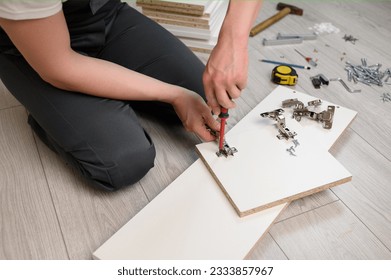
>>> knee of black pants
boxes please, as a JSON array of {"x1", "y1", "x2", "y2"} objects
[
  {"x1": 70, "y1": 133, "x2": 156, "y2": 191},
  {"x1": 29, "y1": 115, "x2": 156, "y2": 191}
]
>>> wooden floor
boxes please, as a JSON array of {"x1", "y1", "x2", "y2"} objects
[{"x1": 1, "y1": 1, "x2": 390, "y2": 260}]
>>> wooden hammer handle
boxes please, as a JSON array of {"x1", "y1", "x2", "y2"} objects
[{"x1": 250, "y1": 7, "x2": 291, "y2": 37}]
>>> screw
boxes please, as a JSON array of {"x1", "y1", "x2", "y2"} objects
[
  {"x1": 343, "y1": 34, "x2": 358, "y2": 44},
  {"x1": 347, "y1": 70, "x2": 353, "y2": 82},
  {"x1": 293, "y1": 139, "x2": 300, "y2": 148},
  {"x1": 286, "y1": 146, "x2": 297, "y2": 156},
  {"x1": 380, "y1": 93, "x2": 391, "y2": 103}
]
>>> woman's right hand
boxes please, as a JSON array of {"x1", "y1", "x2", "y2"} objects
[{"x1": 170, "y1": 87, "x2": 220, "y2": 142}]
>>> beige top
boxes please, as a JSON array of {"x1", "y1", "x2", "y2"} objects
[{"x1": 0, "y1": 0, "x2": 67, "y2": 20}]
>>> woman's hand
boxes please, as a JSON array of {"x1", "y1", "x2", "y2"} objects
[
  {"x1": 202, "y1": 39, "x2": 248, "y2": 116},
  {"x1": 171, "y1": 87, "x2": 220, "y2": 142},
  {"x1": 202, "y1": 0, "x2": 263, "y2": 116}
]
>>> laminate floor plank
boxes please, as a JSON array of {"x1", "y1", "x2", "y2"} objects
[
  {"x1": 276, "y1": 190, "x2": 339, "y2": 223},
  {"x1": 0, "y1": 107, "x2": 68, "y2": 259},
  {"x1": 270, "y1": 201, "x2": 391, "y2": 259},
  {"x1": 330, "y1": 128, "x2": 391, "y2": 250},
  {"x1": 247, "y1": 233, "x2": 287, "y2": 260}
]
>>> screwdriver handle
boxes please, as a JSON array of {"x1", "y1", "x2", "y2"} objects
[
  {"x1": 218, "y1": 108, "x2": 229, "y2": 151},
  {"x1": 219, "y1": 108, "x2": 229, "y2": 119}
]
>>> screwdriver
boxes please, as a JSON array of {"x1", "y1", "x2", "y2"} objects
[
  {"x1": 295, "y1": 49, "x2": 317, "y2": 67},
  {"x1": 218, "y1": 108, "x2": 229, "y2": 153}
]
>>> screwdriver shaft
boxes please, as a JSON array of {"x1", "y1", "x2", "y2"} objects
[
  {"x1": 295, "y1": 49, "x2": 317, "y2": 67},
  {"x1": 295, "y1": 49, "x2": 308, "y2": 60}
]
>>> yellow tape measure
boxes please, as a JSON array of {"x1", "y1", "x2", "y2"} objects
[{"x1": 271, "y1": 65, "x2": 298, "y2": 86}]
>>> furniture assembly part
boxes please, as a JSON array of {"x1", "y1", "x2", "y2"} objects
[
  {"x1": 94, "y1": 86, "x2": 357, "y2": 259},
  {"x1": 196, "y1": 87, "x2": 357, "y2": 217},
  {"x1": 260, "y1": 108, "x2": 297, "y2": 140}
]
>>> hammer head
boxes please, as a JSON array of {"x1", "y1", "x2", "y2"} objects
[{"x1": 277, "y1": 2, "x2": 303, "y2": 16}]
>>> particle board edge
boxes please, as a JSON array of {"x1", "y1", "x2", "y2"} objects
[
  {"x1": 138, "y1": 4, "x2": 205, "y2": 16},
  {"x1": 197, "y1": 145, "x2": 353, "y2": 217},
  {"x1": 136, "y1": 0, "x2": 208, "y2": 11}
]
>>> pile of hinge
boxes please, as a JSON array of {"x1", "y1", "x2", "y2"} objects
[
  {"x1": 136, "y1": 0, "x2": 228, "y2": 53},
  {"x1": 260, "y1": 98, "x2": 335, "y2": 140}
]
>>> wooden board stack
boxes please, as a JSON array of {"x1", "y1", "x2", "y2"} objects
[{"x1": 136, "y1": 0, "x2": 228, "y2": 53}]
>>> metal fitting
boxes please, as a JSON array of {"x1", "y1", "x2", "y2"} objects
[
  {"x1": 286, "y1": 146, "x2": 297, "y2": 156},
  {"x1": 277, "y1": 32, "x2": 318, "y2": 41},
  {"x1": 281, "y1": 99, "x2": 335, "y2": 129},
  {"x1": 262, "y1": 37, "x2": 303, "y2": 46},
  {"x1": 216, "y1": 141, "x2": 238, "y2": 157},
  {"x1": 343, "y1": 34, "x2": 358, "y2": 44},
  {"x1": 260, "y1": 109, "x2": 297, "y2": 140},
  {"x1": 330, "y1": 77, "x2": 361, "y2": 93}
]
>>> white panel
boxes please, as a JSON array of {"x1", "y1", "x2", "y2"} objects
[
  {"x1": 196, "y1": 87, "x2": 357, "y2": 216},
  {"x1": 94, "y1": 86, "x2": 356, "y2": 259},
  {"x1": 93, "y1": 160, "x2": 286, "y2": 260}
]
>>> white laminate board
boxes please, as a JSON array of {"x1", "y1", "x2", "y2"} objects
[
  {"x1": 148, "y1": 17, "x2": 210, "y2": 29},
  {"x1": 178, "y1": 18, "x2": 219, "y2": 52},
  {"x1": 177, "y1": 3, "x2": 223, "y2": 51},
  {"x1": 143, "y1": 9, "x2": 211, "y2": 24},
  {"x1": 147, "y1": 3, "x2": 222, "y2": 30},
  {"x1": 160, "y1": 4, "x2": 223, "y2": 32},
  {"x1": 137, "y1": 0, "x2": 212, "y2": 11},
  {"x1": 93, "y1": 86, "x2": 355, "y2": 260},
  {"x1": 93, "y1": 160, "x2": 286, "y2": 260},
  {"x1": 159, "y1": 1, "x2": 227, "y2": 40},
  {"x1": 137, "y1": 1, "x2": 216, "y2": 17},
  {"x1": 142, "y1": 0, "x2": 221, "y2": 24},
  {"x1": 196, "y1": 86, "x2": 357, "y2": 217}
]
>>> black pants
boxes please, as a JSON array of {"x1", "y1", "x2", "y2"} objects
[{"x1": 0, "y1": 2, "x2": 205, "y2": 191}]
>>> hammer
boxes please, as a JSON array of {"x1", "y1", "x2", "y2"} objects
[{"x1": 250, "y1": 3, "x2": 303, "y2": 37}]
